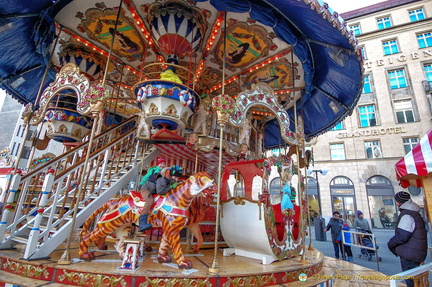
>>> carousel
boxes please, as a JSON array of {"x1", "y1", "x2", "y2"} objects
[{"x1": 0, "y1": 0, "x2": 364, "y2": 286}]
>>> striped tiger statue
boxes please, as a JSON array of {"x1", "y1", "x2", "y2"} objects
[{"x1": 79, "y1": 171, "x2": 216, "y2": 269}]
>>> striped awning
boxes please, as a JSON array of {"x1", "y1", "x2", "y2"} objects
[
  {"x1": 152, "y1": 144, "x2": 237, "y2": 177},
  {"x1": 395, "y1": 129, "x2": 432, "y2": 188}
]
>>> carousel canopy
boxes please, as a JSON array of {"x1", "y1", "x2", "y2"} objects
[
  {"x1": 0, "y1": 0, "x2": 363, "y2": 149},
  {"x1": 395, "y1": 129, "x2": 432, "y2": 188}
]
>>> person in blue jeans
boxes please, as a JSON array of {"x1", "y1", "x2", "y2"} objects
[
  {"x1": 324, "y1": 211, "x2": 344, "y2": 259},
  {"x1": 337, "y1": 223, "x2": 353, "y2": 262},
  {"x1": 388, "y1": 191, "x2": 427, "y2": 287}
]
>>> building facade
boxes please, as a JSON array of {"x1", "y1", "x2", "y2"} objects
[{"x1": 308, "y1": 0, "x2": 432, "y2": 228}]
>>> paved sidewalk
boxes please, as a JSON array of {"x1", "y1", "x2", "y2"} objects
[{"x1": 308, "y1": 227, "x2": 431, "y2": 276}]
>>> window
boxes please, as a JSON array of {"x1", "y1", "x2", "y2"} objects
[
  {"x1": 22, "y1": 146, "x2": 31, "y2": 159},
  {"x1": 394, "y1": 100, "x2": 415, "y2": 123},
  {"x1": 331, "y1": 122, "x2": 344, "y2": 131},
  {"x1": 15, "y1": 143, "x2": 20, "y2": 156},
  {"x1": 11, "y1": 142, "x2": 16, "y2": 156},
  {"x1": 388, "y1": 69, "x2": 407, "y2": 89},
  {"x1": 403, "y1": 137, "x2": 419, "y2": 154},
  {"x1": 409, "y1": 8, "x2": 425, "y2": 21},
  {"x1": 358, "y1": 105, "x2": 377, "y2": 127},
  {"x1": 349, "y1": 24, "x2": 361, "y2": 36},
  {"x1": 377, "y1": 17, "x2": 392, "y2": 29},
  {"x1": 365, "y1": 141, "x2": 382, "y2": 158},
  {"x1": 383, "y1": 39, "x2": 399, "y2": 55},
  {"x1": 417, "y1": 32, "x2": 432, "y2": 48},
  {"x1": 408, "y1": 186, "x2": 422, "y2": 196},
  {"x1": 361, "y1": 46, "x2": 367, "y2": 60},
  {"x1": 362, "y1": 75, "x2": 372, "y2": 93},
  {"x1": 425, "y1": 63, "x2": 432, "y2": 82},
  {"x1": 330, "y1": 143, "x2": 345, "y2": 160},
  {"x1": 15, "y1": 125, "x2": 21, "y2": 137}
]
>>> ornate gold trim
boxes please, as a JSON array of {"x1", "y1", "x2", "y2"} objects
[{"x1": 58, "y1": 270, "x2": 127, "y2": 287}]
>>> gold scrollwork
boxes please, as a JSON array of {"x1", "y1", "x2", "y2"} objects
[
  {"x1": 223, "y1": 274, "x2": 276, "y2": 287},
  {"x1": 58, "y1": 270, "x2": 126, "y2": 287},
  {"x1": 161, "y1": 104, "x2": 179, "y2": 119},
  {"x1": 148, "y1": 102, "x2": 159, "y2": 115},
  {"x1": 3, "y1": 258, "x2": 50, "y2": 279},
  {"x1": 139, "y1": 277, "x2": 211, "y2": 287}
]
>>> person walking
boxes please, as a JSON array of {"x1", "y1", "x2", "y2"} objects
[
  {"x1": 387, "y1": 191, "x2": 427, "y2": 287},
  {"x1": 353, "y1": 210, "x2": 371, "y2": 231},
  {"x1": 324, "y1": 211, "x2": 344, "y2": 259},
  {"x1": 337, "y1": 223, "x2": 354, "y2": 262}
]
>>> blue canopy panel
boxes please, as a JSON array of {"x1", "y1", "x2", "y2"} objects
[{"x1": 0, "y1": 0, "x2": 56, "y2": 105}]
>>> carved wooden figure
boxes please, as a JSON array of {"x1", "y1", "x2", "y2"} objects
[{"x1": 79, "y1": 172, "x2": 216, "y2": 269}]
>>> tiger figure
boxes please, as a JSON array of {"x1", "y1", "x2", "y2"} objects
[{"x1": 79, "y1": 171, "x2": 216, "y2": 269}]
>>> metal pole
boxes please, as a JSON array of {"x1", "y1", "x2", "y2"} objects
[
  {"x1": 209, "y1": 123, "x2": 224, "y2": 273},
  {"x1": 315, "y1": 171, "x2": 323, "y2": 218},
  {"x1": 305, "y1": 167, "x2": 314, "y2": 250},
  {"x1": 209, "y1": 9, "x2": 227, "y2": 274}
]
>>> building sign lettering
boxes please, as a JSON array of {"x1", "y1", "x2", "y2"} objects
[
  {"x1": 337, "y1": 126, "x2": 406, "y2": 139},
  {"x1": 364, "y1": 49, "x2": 432, "y2": 69},
  {"x1": 332, "y1": 190, "x2": 353, "y2": 194}
]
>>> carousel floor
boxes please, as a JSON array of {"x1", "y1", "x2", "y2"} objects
[{"x1": 0, "y1": 239, "x2": 400, "y2": 287}]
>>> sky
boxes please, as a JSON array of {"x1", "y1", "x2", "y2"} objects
[{"x1": 324, "y1": 0, "x2": 388, "y2": 13}]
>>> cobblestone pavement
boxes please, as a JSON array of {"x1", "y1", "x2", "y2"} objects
[{"x1": 309, "y1": 227, "x2": 431, "y2": 276}]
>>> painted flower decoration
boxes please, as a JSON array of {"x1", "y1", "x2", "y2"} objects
[
  {"x1": 212, "y1": 94, "x2": 235, "y2": 114},
  {"x1": 78, "y1": 83, "x2": 110, "y2": 108}
]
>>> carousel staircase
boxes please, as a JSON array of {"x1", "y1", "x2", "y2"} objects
[{"x1": 0, "y1": 116, "x2": 160, "y2": 260}]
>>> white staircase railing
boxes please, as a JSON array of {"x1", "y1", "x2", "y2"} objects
[{"x1": 0, "y1": 116, "x2": 159, "y2": 260}]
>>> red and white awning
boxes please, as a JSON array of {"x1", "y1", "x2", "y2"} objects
[
  {"x1": 395, "y1": 129, "x2": 432, "y2": 188},
  {"x1": 152, "y1": 144, "x2": 237, "y2": 177}
]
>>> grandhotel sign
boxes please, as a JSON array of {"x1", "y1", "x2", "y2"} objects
[
  {"x1": 364, "y1": 49, "x2": 432, "y2": 69},
  {"x1": 337, "y1": 126, "x2": 406, "y2": 139}
]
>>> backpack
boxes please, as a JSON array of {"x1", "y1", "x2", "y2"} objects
[{"x1": 148, "y1": 172, "x2": 161, "y2": 183}]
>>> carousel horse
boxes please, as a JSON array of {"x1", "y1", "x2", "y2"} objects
[{"x1": 79, "y1": 172, "x2": 216, "y2": 269}]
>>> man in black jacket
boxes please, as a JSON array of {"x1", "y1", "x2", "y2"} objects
[
  {"x1": 388, "y1": 191, "x2": 427, "y2": 287},
  {"x1": 324, "y1": 211, "x2": 344, "y2": 259}
]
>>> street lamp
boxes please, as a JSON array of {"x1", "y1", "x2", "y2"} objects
[{"x1": 306, "y1": 167, "x2": 329, "y2": 217}]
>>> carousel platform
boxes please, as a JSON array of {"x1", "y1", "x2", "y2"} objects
[{"x1": 0, "y1": 241, "x2": 395, "y2": 287}]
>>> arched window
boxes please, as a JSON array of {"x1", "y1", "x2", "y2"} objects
[
  {"x1": 366, "y1": 176, "x2": 396, "y2": 228},
  {"x1": 330, "y1": 176, "x2": 356, "y2": 225}
]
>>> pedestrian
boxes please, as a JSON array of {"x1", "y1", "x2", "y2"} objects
[
  {"x1": 324, "y1": 211, "x2": 344, "y2": 259},
  {"x1": 388, "y1": 191, "x2": 427, "y2": 287},
  {"x1": 337, "y1": 223, "x2": 354, "y2": 262},
  {"x1": 353, "y1": 210, "x2": 371, "y2": 231}
]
